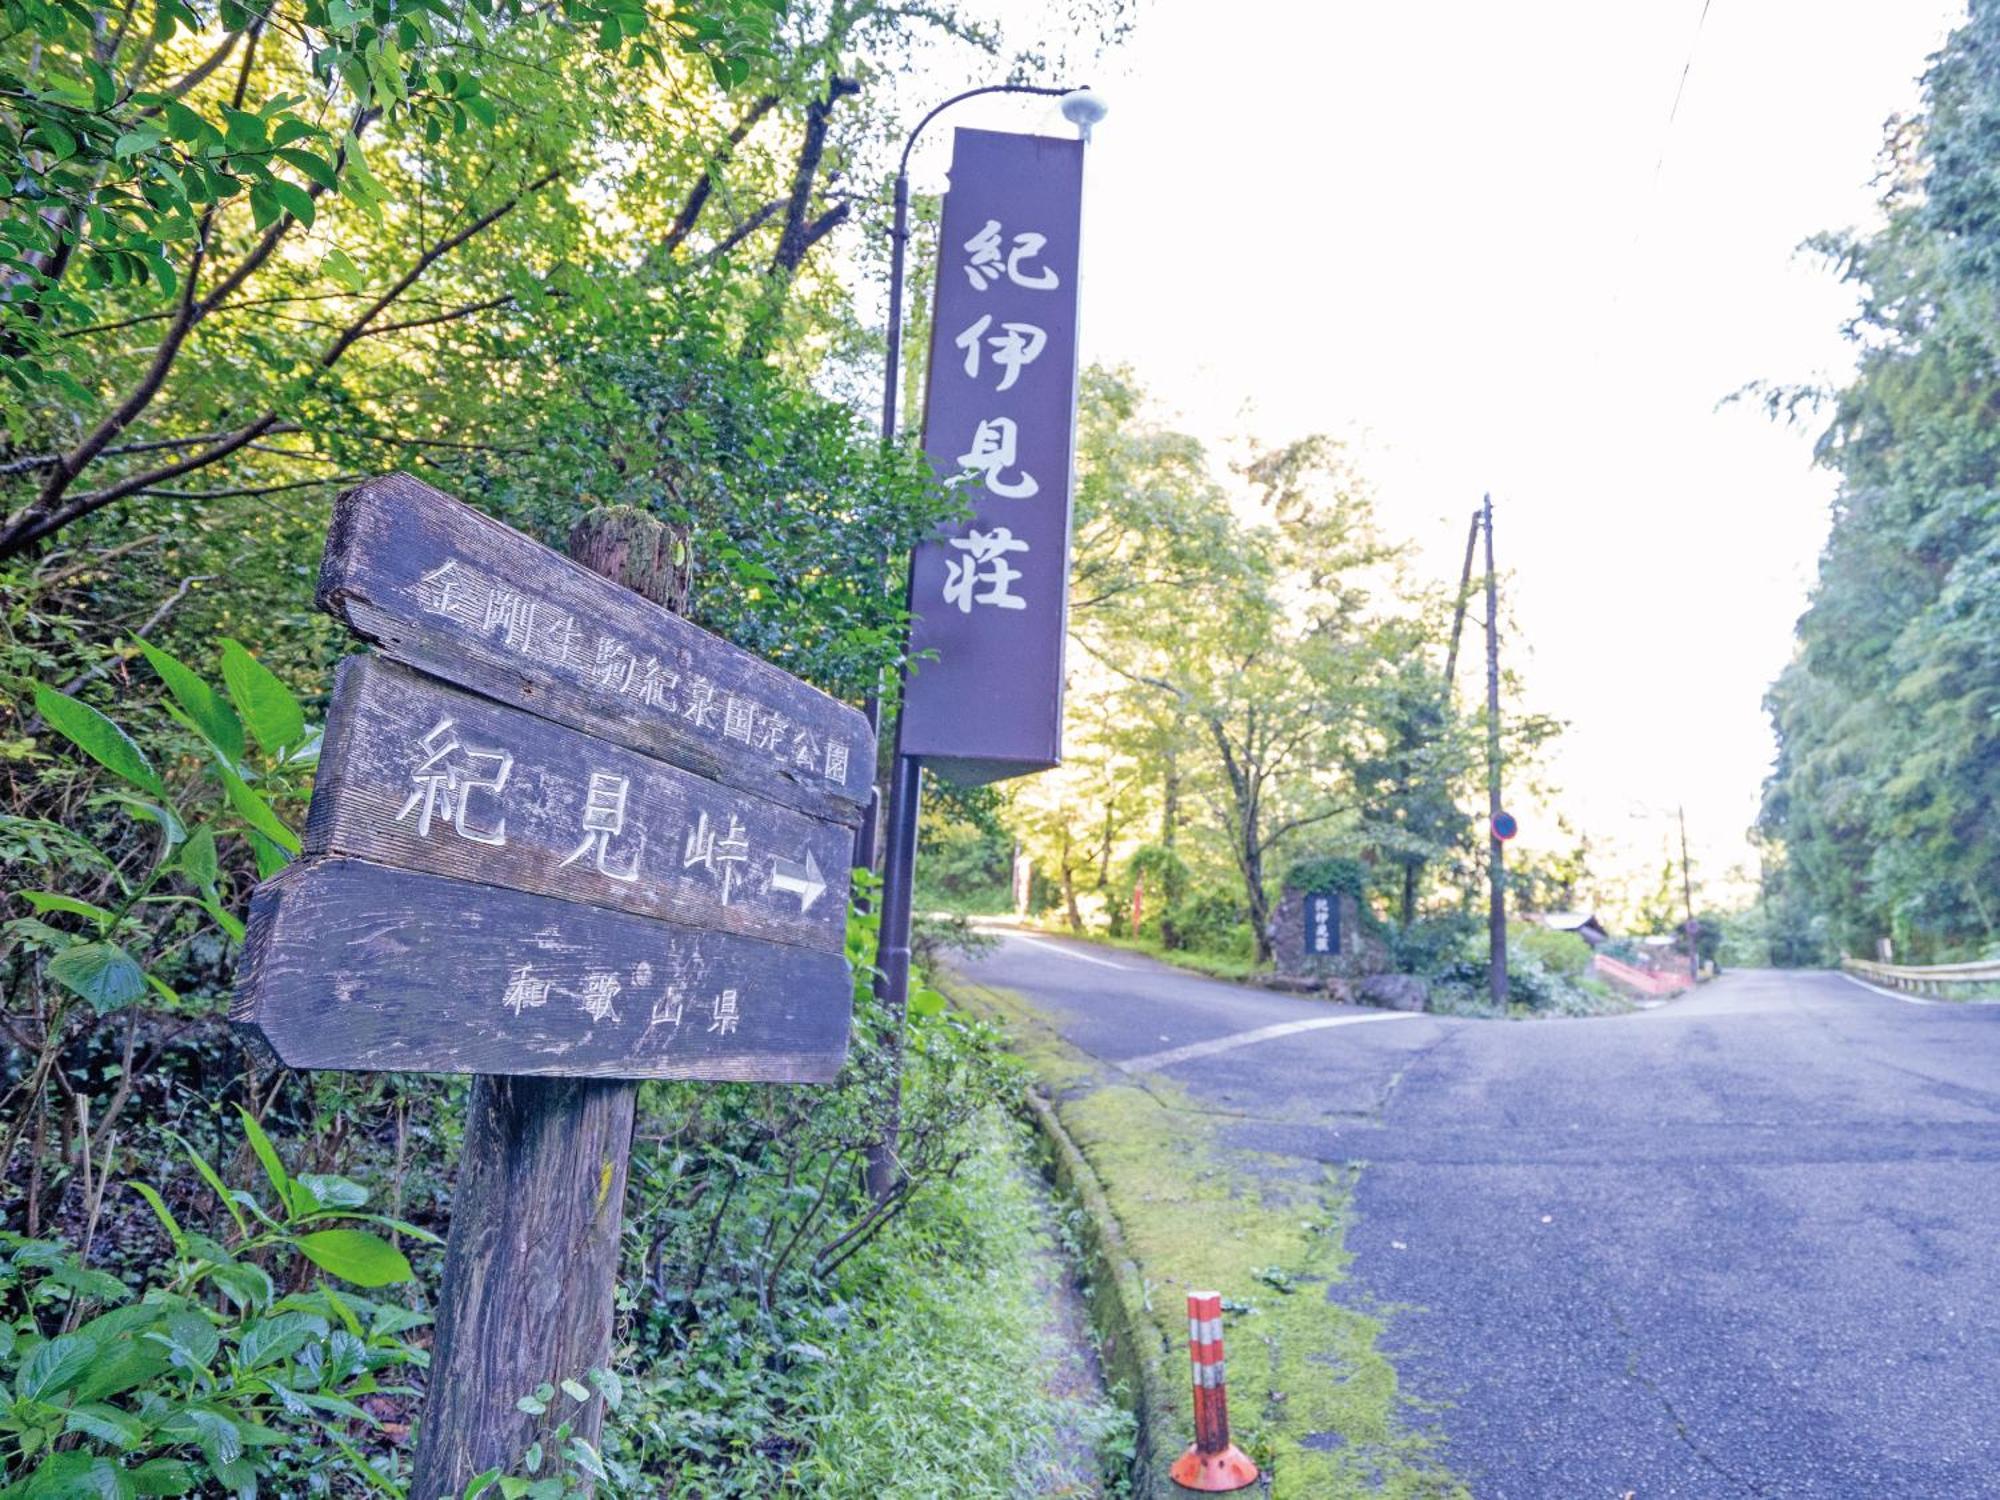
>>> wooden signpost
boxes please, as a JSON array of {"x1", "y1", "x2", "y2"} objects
[{"x1": 231, "y1": 474, "x2": 872, "y2": 1493}]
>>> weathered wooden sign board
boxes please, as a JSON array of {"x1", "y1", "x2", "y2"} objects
[{"x1": 234, "y1": 474, "x2": 872, "y2": 1083}]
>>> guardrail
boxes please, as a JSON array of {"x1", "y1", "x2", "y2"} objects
[{"x1": 1842, "y1": 956, "x2": 2000, "y2": 998}]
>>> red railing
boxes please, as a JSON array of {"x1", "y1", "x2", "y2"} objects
[{"x1": 1591, "y1": 953, "x2": 1691, "y2": 997}]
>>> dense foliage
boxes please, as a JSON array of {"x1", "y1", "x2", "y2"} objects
[
  {"x1": 981, "y1": 366, "x2": 1562, "y2": 968},
  {"x1": 1, "y1": 0, "x2": 1141, "y2": 1488},
  {"x1": 1758, "y1": 2, "x2": 2000, "y2": 963}
]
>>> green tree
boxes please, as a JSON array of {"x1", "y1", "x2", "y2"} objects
[{"x1": 1757, "y1": 2, "x2": 2000, "y2": 962}]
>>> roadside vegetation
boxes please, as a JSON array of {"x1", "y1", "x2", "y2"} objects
[
  {"x1": 0, "y1": 0, "x2": 1150, "y2": 1489},
  {"x1": 1754, "y1": 6, "x2": 2000, "y2": 968},
  {"x1": 953, "y1": 976, "x2": 1468, "y2": 1500}
]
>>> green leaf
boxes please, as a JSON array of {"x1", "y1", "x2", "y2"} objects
[
  {"x1": 179, "y1": 825, "x2": 218, "y2": 888},
  {"x1": 65, "y1": 1400, "x2": 147, "y2": 1449},
  {"x1": 205, "y1": 1258, "x2": 275, "y2": 1314},
  {"x1": 114, "y1": 127, "x2": 164, "y2": 158},
  {"x1": 323, "y1": 246, "x2": 365, "y2": 291},
  {"x1": 46, "y1": 942, "x2": 148, "y2": 1015},
  {"x1": 15, "y1": 890, "x2": 115, "y2": 927},
  {"x1": 161, "y1": 100, "x2": 206, "y2": 142},
  {"x1": 247, "y1": 183, "x2": 280, "y2": 230},
  {"x1": 176, "y1": 1136, "x2": 249, "y2": 1235},
  {"x1": 127, "y1": 1182, "x2": 184, "y2": 1249},
  {"x1": 36, "y1": 119, "x2": 79, "y2": 161},
  {"x1": 17, "y1": 1451, "x2": 131, "y2": 1497},
  {"x1": 219, "y1": 639, "x2": 304, "y2": 756},
  {"x1": 131, "y1": 1458, "x2": 198, "y2": 1495},
  {"x1": 292, "y1": 1173, "x2": 369, "y2": 1214},
  {"x1": 907, "y1": 984, "x2": 946, "y2": 1018},
  {"x1": 294, "y1": 1229, "x2": 414, "y2": 1288},
  {"x1": 136, "y1": 636, "x2": 243, "y2": 765},
  {"x1": 220, "y1": 766, "x2": 300, "y2": 855},
  {"x1": 246, "y1": 829, "x2": 291, "y2": 880},
  {"x1": 275, "y1": 148, "x2": 338, "y2": 191},
  {"x1": 267, "y1": 177, "x2": 315, "y2": 227},
  {"x1": 19, "y1": 1332, "x2": 99, "y2": 1401},
  {"x1": 234, "y1": 1105, "x2": 290, "y2": 1206},
  {"x1": 235, "y1": 1311, "x2": 316, "y2": 1370},
  {"x1": 34, "y1": 685, "x2": 166, "y2": 798},
  {"x1": 220, "y1": 106, "x2": 267, "y2": 151},
  {"x1": 199, "y1": 894, "x2": 246, "y2": 944}
]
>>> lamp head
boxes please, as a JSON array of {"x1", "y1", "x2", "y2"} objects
[{"x1": 1059, "y1": 87, "x2": 1109, "y2": 140}]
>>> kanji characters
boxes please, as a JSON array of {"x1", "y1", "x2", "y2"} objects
[
  {"x1": 682, "y1": 674, "x2": 721, "y2": 730},
  {"x1": 394, "y1": 717, "x2": 512, "y2": 846},
  {"x1": 956, "y1": 417, "x2": 1039, "y2": 499},
  {"x1": 685, "y1": 809, "x2": 750, "y2": 904},
  {"x1": 954, "y1": 314, "x2": 1049, "y2": 392},
  {"x1": 576, "y1": 970, "x2": 622, "y2": 1024},
  {"x1": 708, "y1": 988, "x2": 740, "y2": 1037},
  {"x1": 501, "y1": 963, "x2": 551, "y2": 1017},
  {"x1": 943, "y1": 527, "x2": 1030, "y2": 613},
  {"x1": 559, "y1": 771, "x2": 644, "y2": 882},
  {"x1": 963, "y1": 219, "x2": 1060, "y2": 291},
  {"x1": 722, "y1": 693, "x2": 755, "y2": 744}
]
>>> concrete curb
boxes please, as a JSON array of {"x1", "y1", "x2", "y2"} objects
[{"x1": 1019, "y1": 1088, "x2": 1178, "y2": 1500}]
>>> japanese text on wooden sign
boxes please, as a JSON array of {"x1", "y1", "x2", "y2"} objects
[
  {"x1": 900, "y1": 127, "x2": 1086, "y2": 785},
  {"x1": 234, "y1": 475, "x2": 873, "y2": 1083}
]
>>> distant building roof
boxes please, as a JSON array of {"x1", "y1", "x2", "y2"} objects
[{"x1": 1535, "y1": 911, "x2": 1610, "y2": 945}]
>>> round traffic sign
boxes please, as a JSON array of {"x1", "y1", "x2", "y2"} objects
[{"x1": 1492, "y1": 810, "x2": 1519, "y2": 842}]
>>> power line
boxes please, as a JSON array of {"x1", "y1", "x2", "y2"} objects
[{"x1": 1651, "y1": 0, "x2": 1717, "y2": 190}]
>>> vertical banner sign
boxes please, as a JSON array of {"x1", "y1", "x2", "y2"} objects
[{"x1": 900, "y1": 127, "x2": 1086, "y2": 785}]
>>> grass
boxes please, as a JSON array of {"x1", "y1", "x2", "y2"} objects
[
  {"x1": 949, "y1": 978, "x2": 1469, "y2": 1499},
  {"x1": 1020, "y1": 921, "x2": 1268, "y2": 983},
  {"x1": 794, "y1": 1109, "x2": 1135, "y2": 1499}
]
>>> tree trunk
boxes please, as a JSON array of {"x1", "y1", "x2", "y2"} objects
[
  {"x1": 1244, "y1": 833, "x2": 1270, "y2": 963},
  {"x1": 1401, "y1": 861, "x2": 1418, "y2": 929},
  {"x1": 410, "y1": 505, "x2": 685, "y2": 1498},
  {"x1": 1161, "y1": 748, "x2": 1179, "y2": 850},
  {"x1": 1060, "y1": 826, "x2": 1083, "y2": 934}
]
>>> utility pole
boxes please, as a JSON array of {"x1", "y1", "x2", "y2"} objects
[
  {"x1": 1679, "y1": 804, "x2": 1700, "y2": 981},
  {"x1": 1443, "y1": 507, "x2": 1482, "y2": 689},
  {"x1": 1483, "y1": 494, "x2": 1507, "y2": 1011}
]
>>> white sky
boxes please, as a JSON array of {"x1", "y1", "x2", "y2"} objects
[{"x1": 925, "y1": 0, "x2": 1967, "y2": 907}]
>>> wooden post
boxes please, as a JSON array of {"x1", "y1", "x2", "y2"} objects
[{"x1": 410, "y1": 506, "x2": 687, "y2": 1498}]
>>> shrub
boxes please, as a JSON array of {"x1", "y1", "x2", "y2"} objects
[
  {"x1": 0, "y1": 1113, "x2": 431, "y2": 1496},
  {"x1": 1514, "y1": 925, "x2": 1591, "y2": 977}
]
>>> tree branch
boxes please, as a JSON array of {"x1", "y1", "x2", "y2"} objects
[
  {"x1": 0, "y1": 171, "x2": 557, "y2": 558},
  {"x1": 660, "y1": 92, "x2": 780, "y2": 255}
]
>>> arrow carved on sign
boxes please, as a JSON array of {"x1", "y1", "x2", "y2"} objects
[{"x1": 771, "y1": 849, "x2": 827, "y2": 914}]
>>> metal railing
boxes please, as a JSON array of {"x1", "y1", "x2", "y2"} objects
[{"x1": 1842, "y1": 956, "x2": 2000, "y2": 998}]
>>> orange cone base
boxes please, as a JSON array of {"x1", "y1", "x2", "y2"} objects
[{"x1": 1169, "y1": 1443, "x2": 1260, "y2": 1492}]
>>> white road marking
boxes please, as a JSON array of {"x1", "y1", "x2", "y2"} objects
[
  {"x1": 1839, "y1": 972, "x2": 1939, "y2": 1006},
  {"x1": 995, "y1": 931, "x2": 1133, "y2": 971},
  {"x1": 1119, "y1": 1012, "x2": 1419, "y2": 1072}
]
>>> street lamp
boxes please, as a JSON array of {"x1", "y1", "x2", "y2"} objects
[{"x1": 854, "y1": 81, "x2": 1100, "y2": 869}]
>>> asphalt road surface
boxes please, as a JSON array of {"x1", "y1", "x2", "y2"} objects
[{"x1": 952, "y1": 933, "x2": 2000, "y2": 1499}]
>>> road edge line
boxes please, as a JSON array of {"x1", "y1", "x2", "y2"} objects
[
  {"x1": 1839, "y1": 971, "x2": 1940, "y2": 1006},
  {"x1": 1020, "y1": 1087, "x2": 1175, "y2": 1500}
]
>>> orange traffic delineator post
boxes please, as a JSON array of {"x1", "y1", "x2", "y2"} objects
[{"x1": 1169, "y1": 1290, "x2": 1260, "y2": 1492}]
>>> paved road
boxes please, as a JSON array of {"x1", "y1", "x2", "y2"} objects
[{"x1": 951, "y1": 933, "x2": 2000, "y2": 1499}]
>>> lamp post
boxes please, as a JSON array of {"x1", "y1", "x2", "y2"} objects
[
  {"x1": 859, "y1": 84, "x2": 1104, "y2": 1202},
  {"x1": 852, "y1": 81, "x2": 1103, "y2": 872}
]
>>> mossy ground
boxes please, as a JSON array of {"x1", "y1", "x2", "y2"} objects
[{"x1": 951, "y1": 978, "x2": 1469, "y2": 1499}]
